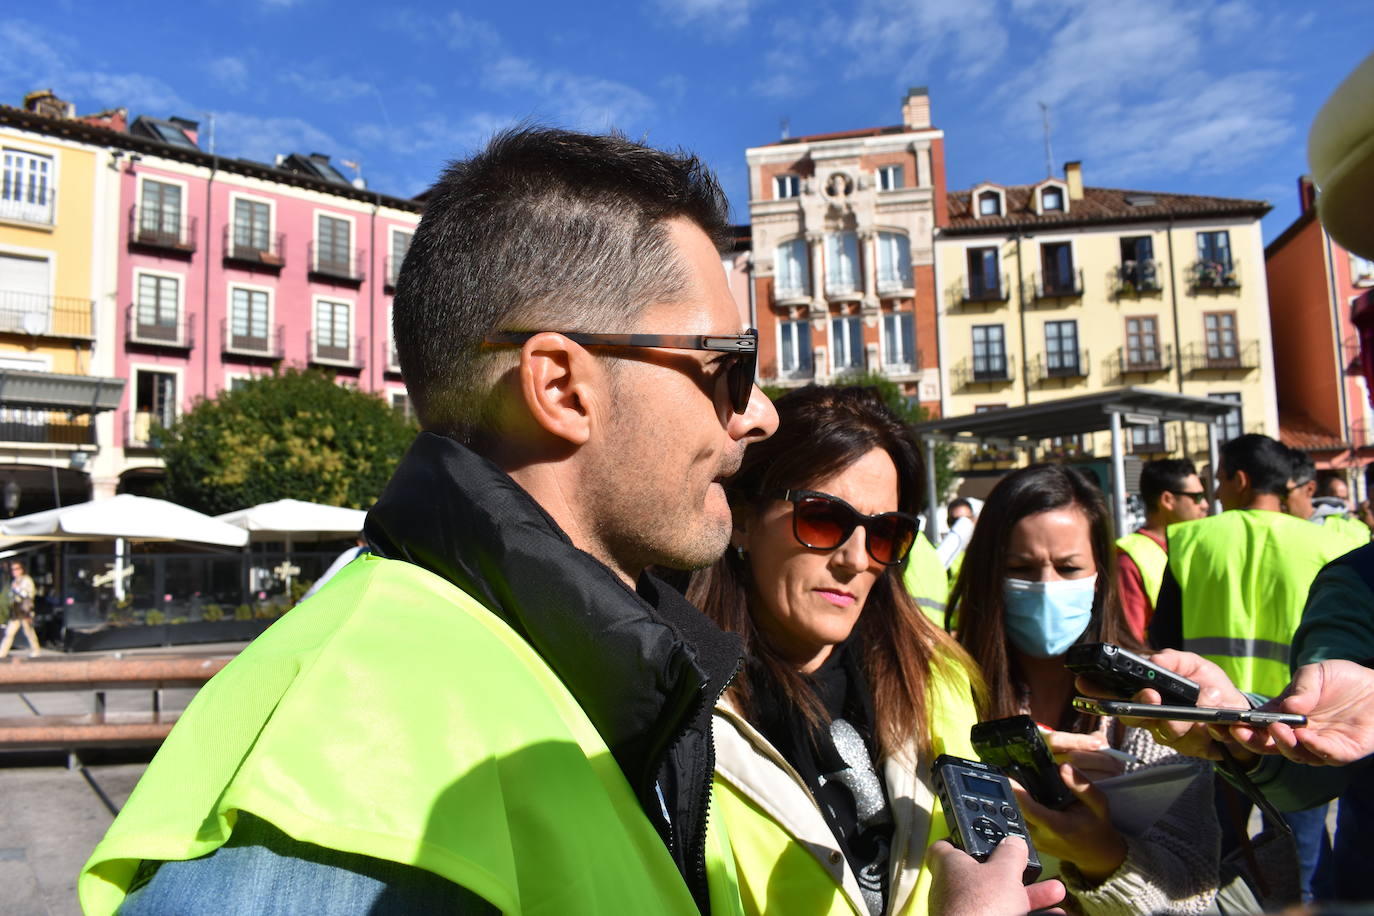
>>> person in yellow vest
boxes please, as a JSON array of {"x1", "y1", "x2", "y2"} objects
[
  {"x1": 951, "y1": 463, "x2": 1220, "y2": 914},
  {"x1": 81, "y1": 128, "x2": 784, "y2": 915},
  {"x1": 1283, "y1": 453, "x2": 1370, "y2": 553},
  {"x1": 1312, "y1": 470, "x2": 1373, "y2": 550},
  {"x1": 688, "y1": 386, "x2": 1063, "y2": 916},
  {"x1": 1115, "y1": 458, "x2": 1208, "y2": 643}
]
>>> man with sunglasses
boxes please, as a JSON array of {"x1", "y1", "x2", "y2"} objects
[
  {"x1": 1115, "y1": 458, "x2": 1208, "y2": 641},
  {"x1": 84, "y1": 128, "x2": 779, "y2": 915}
]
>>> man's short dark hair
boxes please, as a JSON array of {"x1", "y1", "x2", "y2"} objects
[
  {"x1": 393, "y1": 127, "x2": 731, "y2": 447},
  {"x1": 1139, "y1": 458, "x2": 1198, "y2": 513},
  {"x1": 1218, "y1": 434, "x2": 1293, "y2": 497},
  {"x1": 1316, "y1": 470, "x2": 1347, "y2": 498},
  {"x1": 948, "y1": 497, "x2": 972, "y2": 514},
  {"x1": 1287, "y1": 447, "x2": 1316, "y2": 487}
]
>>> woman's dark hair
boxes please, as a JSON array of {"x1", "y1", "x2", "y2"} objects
[
  {"x1": 688, "y1": 385, "x2": 982, "y2": 760},
  {"x1": 949, "y1": 463, "x2": 1141, "y2": 730}
]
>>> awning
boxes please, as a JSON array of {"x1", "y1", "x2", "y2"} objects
[{"x1": 0, "y1": 369, "x2": 125, "y2": 412}]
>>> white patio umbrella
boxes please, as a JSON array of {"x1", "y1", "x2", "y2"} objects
[{"x1": 215, "y1": 499, "x2": 366, "y2": 593}]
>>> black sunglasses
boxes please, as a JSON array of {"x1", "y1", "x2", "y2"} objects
[
  {"x1": 1169, "y1": 489, "x2": 1208, "y2": 505},
  {"x1": 772, "y1": 489, "x2": 923, "y2": 566},
  {"x1": 483, "y1": 329, "x2": 758, "y2": 415}
]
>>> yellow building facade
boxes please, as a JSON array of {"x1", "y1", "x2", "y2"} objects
[{"x1": 935, "y1": 163, "x2": 1276, "y2": 470}]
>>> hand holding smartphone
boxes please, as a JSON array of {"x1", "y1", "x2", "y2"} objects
[
  {"x1": 1072, "y1": 696, "x2": 1307, "y2": 727},
  {"x1": 970, "y1": 715, "x2": 1076, "y2": 810}
]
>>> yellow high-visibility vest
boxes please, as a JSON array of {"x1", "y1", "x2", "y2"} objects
[
  {"x1": 904, "y1": 535, "x2": 951, "y2": 629},
  {"x1": 1116, "y1": 531, "x2": 1168, "y2": 607}
]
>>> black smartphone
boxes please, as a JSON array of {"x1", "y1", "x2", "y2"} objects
[
  {"x1": 1065, "y1": 642, "x2": 1201, "y2": 706},
  {"x1": 1072, "y1": 696, "x2": 1307, "y2": 726},
  {"x1": 931, "y1": 754, "x2": 1042, "y2": 884},
  {"x1": 970, "y1": 715, "x2": 1076, "y2": 810}
]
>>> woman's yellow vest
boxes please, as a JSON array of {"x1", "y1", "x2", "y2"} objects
[
  {"x1": 1115, "y1": 531, "x2": 1168, "y2": 606},
  {"x1": 713, "y1": 661, "x2": 980, "y2": 916},
  {"x1": 79, "y1": 555, "x2": 742, "y2": 916},
  {"x1": 904, "y1": 536, "x2": 952, "y2": 629}
]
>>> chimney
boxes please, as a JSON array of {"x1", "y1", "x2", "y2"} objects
[
  {"x1": 23, "y1": 89, "x2": 74, "y2": 120},
  {"x1": 1298, "y1": 175, "x2": 1317, "y2": 214},
  {"x1": 902, "y1": 87, "x2": 931, "y2": 130},
  {"x1": 170, "y1": 117, "x2": 200, "y2": 147},
  {"x1": 1064, "y1": 160, "x2": 1084, "y2": 200},
  {"x1": 78, "y1": 107, "x2": 128, "y2": 132}
]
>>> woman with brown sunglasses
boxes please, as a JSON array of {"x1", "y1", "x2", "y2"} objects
[{"x1": 689, "y1": 386, "x2": 1059, "y2": 916}]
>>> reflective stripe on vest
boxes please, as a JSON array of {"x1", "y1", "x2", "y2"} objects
[
  {"x1": 1116, "y1": 532, "x2": 1168, "y2": 606},
  {"x1": 1168, "y1": 511, "x2": 1352, "y2": 696},
  {"x1": 903, "y1": 536, "x2": 950, "y2": 629},
  {"x1": 80, "y1": 556, "x2": 734, "y2": 916}
]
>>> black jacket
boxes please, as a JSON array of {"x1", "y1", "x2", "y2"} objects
[{"x1": 365, "y1": 432, "x2": 742, "y2": 914}]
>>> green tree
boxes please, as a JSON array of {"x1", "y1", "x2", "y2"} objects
[
  {"x1": 761, "y1": 373, "x2": 957, "y2": 503},
  {"x1": 158, "y1": 368, "x2": 418, "y2": 514}
]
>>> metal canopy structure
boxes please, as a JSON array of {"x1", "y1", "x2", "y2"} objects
[{"x1": 912, "y1": 387, "x2": 1240, "y2": 535}]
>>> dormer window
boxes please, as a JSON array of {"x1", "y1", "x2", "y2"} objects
[
  {"x1": 1042, "y1": 187, "x2": 1064, "y2": 212},
  {"x1": 774, "y1": 174, "x2": 800, "y2": 199},
  {"x1": 977, "y1": 190, "x2": 1002, "y2": 217},
  {"x1": 877, "y1": 165, "x2": 904, "y2": 191}
]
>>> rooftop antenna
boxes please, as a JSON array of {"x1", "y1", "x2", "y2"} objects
[
  {"x1": 204, "y1": 112, "x2": 216, "y2": 155},
  {"x1": 1038, "y1": 102, "x2": 1054, "y2": 178},
  {"x1": 780, "y1": 116, "x2": 790, "y2": 141}
]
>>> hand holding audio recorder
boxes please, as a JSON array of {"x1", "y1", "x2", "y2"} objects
[
  {"x1": 1065, "y1": 642, "x2": 1201, "y2": 706},
  {"x1": 970, "y1": 715, "x2": 1076, "y2": 810},
  {"x1": 931, "y1": 754, "x2": 1042, "y2": 885}
]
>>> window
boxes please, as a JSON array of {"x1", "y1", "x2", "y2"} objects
[
  {"x1": 316, "y1": 214, "x2": 352, "y2": 276},
  {"x1": 966, "y1": 246, "x2": 1000, "y2": 299},
  {"x1": 977, "y1": 190, "x2": 1001, "y2": 216},
  {"x1": 972, "y1": 325, "x2": 1007, "y2": 380},
  {"x1": 390, "y1": 391, "x2": 413, "y2": 420},
  {"x1": 1045, "y1": 320, "x2": 1080, "y2": 376},
  {"x1": 775, "y1": 238, "x2": 811, "y2": 299},
  {"x1": 1131, "y1": 424, "x2": 1165, "y2": 451},
  {"x1": 825, "y1": 232, "x2": 860, "y2": 295},
  {"x1": 830, "y1": 316, "x2": 864, "y2": 372},
  {"x1": 228, "y1": 375, "x2": 254, "y2": 393},
  {"x1": 1041, "y1": 187, "x2": 1064, "y2": 211},
  {"x1": 388, "y1": 230, "x2": 412, "y2": 287},
  {"x1": 136, "y1": 274, "x2": 179, "y2": 342},
  {"x1": 1210, "y1": 392, "x2": 1243, "y2": 443},
  {"x1": 229, "y1": 287, "x2": 270, "y2": 352},
  {"x1": 779, "y1": 319, "x2": 812, "y2": 378},
  {"x1": 1119, "y1": 236, "x2": 1157, "y2": 290},
  {"x1": 1, "y1": 148, "x2": 54, "y2": 223},
  {"x1": 1197, "y1": 231, "x2": 1232, "y2": 269},
  {"x1": 1125, "y1": 316, "x2": 1160, "y2": 370},
  {"x1": 876, "y1": 232, "x2": 912, "y2": 293},
  {"x1": 132, "y1": 369, "x2": 177, "y2": 445},
  {"x1": 232, "y1": 199, "x2": 272, "y2": 258},
  {"x1": 1040, "y1": 242, "x2": 1076, "y2": 295},
  {"x1": 0, "y1": 253, "x2": 51, "y2": 335},
  {"x1": 883, "y1": 311, "x2": 916, "y2": 372},
  {"x1": 1204, "y1": 312, "x2": 1238, "y2": 365},
  {"x1": 974, "y1": 404, "x2": 1006, "y2": 413},
  {"x1": 877, "y1": 165, "x2": 904, "y2": 191},
  {"x1": 138, "y1": 180, "x2": 183, "y2": 246},
  {"x1": 774, "y1": 174, "x2": 800, "y2": 199},
  {"x1": 314, "y1": 299, "x2": 352, "y2": 362},
  {"x1": 1351, "y1": 253, "x2": 1374, "y2": 286}
]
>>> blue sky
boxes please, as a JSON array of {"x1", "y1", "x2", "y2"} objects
[{"x1": 2, "y1": 1, "x2": 1370, "y2": 242}]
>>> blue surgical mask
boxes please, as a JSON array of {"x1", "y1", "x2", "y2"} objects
[{"x1": 1002, "y1": 575, "x2": 1098, "y2": 658}]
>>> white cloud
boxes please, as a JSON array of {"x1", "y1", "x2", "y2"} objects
[
  {"x1": 282, "y1": 66, "x2": 376, "y2": 104},
  {"x1": 208, "y1": 56, "x2": 249, "y2": 94},
  {"x1": 208, "y1": 110, "x2": 345, "y2": 163},
  {"x1": 445, "y1": 11, "x2": 503, "y2": 51},
  {"x1": 654, "y1": 0, "x2": 754, "y2": 36}
]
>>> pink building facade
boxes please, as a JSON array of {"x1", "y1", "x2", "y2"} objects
[{"x1": 105, "y1": 121, "x2": 421, "y2": 496}]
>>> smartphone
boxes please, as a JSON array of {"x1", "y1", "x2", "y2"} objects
[
  {"x1": 1064, "y1": 642, "x2": 1201, "y2": 706},
  {"x1": 970, "y1": 715, "x2": 1076, "y2": 810},
  {"x1": 931, "y1": 754, "x2": 1042, "y2": 884},
  {"x1": 1072, "y1": 696, "x2": 1307, "y2": 726}
]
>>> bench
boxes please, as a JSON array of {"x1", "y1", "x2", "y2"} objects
[{"x1": 0, "y1": 656, "x2": 232, "y2": 751}]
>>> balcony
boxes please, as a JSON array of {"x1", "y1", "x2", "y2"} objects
[
  {"x1": 128, "y1": 206, "x2": 196, "y2": 255},
  {"x1": 1189, "y1": 259, "x2": 1241, "y2": 291},
  {"x1": 384, "y1": 256, "x2": 403, "y2": 292},
  {"x1": 221, "y1": 319, "x2": 285, "y2": 360},
  {"x1": 1033, "y1": 269, "x2": 1083, "y2": 300},
  {"x1": 125, "y1": 304, "x2": 195, "y2": 350},
  {"x1": 1182, "y1": 339, "x2": 1260, "y2": 375},
  {"x1": 0, "y1": 409, "x2": 94, "y2": 446},
  {"x1": 961, "y1": 274, "x2": 1011, "y2": 304},
  {"x1": 881, "y1": 349, "x2": 924, "y2": 377},
  {"x1": 308, "y1": 333, "x2": 366, "y2": 370},
  {"x1": 1342, "y1": 334, "x2": 1363, "y2": 373},
  {"x1": 1108, "y1": 344, "x2": 1174, "y2": 380},
  {"x1": 387, "y1": 340, "x2": 402, "y2": 375},
  {"x1": 308, "y1": 243, "x2": 366, "y2": 286},
  {"x1": 1351, "y1": 420, "x2": 1373, "y2": 449},
  {"x1": 0, "y1": 291, "x2": 94, "y2": 339},
  {"x1": 876, "y1": 270, "x2": 914, "y2": 297},
  {"x1": 0, "y1": 188, "x2": 55, "y2": 226},
  {"x1": 1114, "y1": 260, "x2": 1162, "y2": 296},
  {"x1": 127, "y1": 410, "x2": 171, "y2": 449},
  {"x1": 222, "y1": 226, "x2": 285, "y2": 271},
  {"x1": 1127, "y1": 424, "x2": 1178, "y2": 456},
  {"x1": 952, "y1": 354, "x2": 1015, "y2": 390},
  {"x1": 1028, "y1": 349, "x2": 1090, "y2": 385}
]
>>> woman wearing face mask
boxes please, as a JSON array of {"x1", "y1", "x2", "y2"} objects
[
  {"x1": 689, "y1": 388, "x2": 1063, "y2": 916},
  {"x1": 949, "y1": 463, "x2": 1219, "y2": 915}
]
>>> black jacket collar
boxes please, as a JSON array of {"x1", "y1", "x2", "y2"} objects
[{"x1": 364, "y1": 432, "x2": 740, "y2": 912}]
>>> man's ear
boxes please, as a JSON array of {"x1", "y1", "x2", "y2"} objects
[
  {"x1": 1158, "y1": 490, "x2": 1176, "y2": 514},
  {"x1": 1232, "y1": 468, "x2": 1251, "y2": 495},
  {"x1": 516, "y1": 333, "x2": 604, "y2": 447}
]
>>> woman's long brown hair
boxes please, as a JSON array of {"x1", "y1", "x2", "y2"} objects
[
  {"x1": 688, "y1": 385, "x2": 983, "y2": 761},
  {"x1": 948, "y1": 463, "x2": 1143, "y2": 731}
]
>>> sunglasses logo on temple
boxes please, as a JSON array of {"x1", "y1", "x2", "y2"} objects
[{"x1": 773, "y1": 489, "x2": 923, "y2": 566}]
